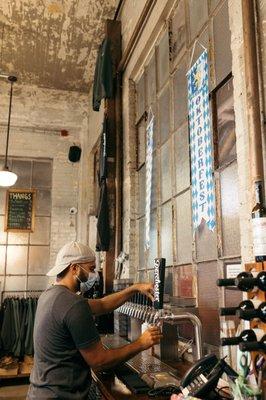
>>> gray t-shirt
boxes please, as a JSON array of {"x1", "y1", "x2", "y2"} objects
[{"x1": 27, "y1": 285, "x2": 100, "y2": 400}]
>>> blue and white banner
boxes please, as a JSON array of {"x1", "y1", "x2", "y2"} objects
[
  {"x1": 187, "y1": 50, "x2": 216, "y2": 231},
  {"x1": 145, "y1": 112, "x2": 154, "y2": 250}
]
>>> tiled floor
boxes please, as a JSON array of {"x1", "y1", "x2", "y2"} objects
[{"x1": 0, "y1": 384, "x2": 28, "y2": 399}]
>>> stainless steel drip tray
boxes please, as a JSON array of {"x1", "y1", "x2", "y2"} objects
[{"x1": 101, "y1": 334, "x2": 179, "y2": 377}]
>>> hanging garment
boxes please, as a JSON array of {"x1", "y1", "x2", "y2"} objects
[
  {"x1": 12, "y1": 298, "x2": 22, "y2": 357},
  {"x1": 92, "y1": 39, "x2": 114, "y2": 111},
  {"x1": 25, "y1": 298, "x2": 35, "y2": 356},
  {"x1": 19, "y1": 299, "x2": 27, "y2": 357},
  {"x1": 1, "y1": 299, "x2": 16, "y2": 354},
  {"x1": 0, "y1": 296, "x2": 38, "y2": 359},
  {"x1": 96, "y1": 180, "x2": 110, "y2": 251}
]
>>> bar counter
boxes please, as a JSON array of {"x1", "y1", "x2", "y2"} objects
[
  {"x1": 92, "y1": 334, "x2": 191, "y2": 400},
  {"x1": 92, "y1": 369, "x2": 168, "y2": 400}
]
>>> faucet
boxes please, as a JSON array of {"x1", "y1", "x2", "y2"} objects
[{"x1": 157, "y1": 312, "x2": 203, "y2": 360}]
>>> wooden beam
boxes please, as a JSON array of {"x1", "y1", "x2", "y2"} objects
[{"x1": 103, "y1": 20, "x2": 122, "y2": 294}]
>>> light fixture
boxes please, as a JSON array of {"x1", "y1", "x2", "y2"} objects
[{"x1": 0, "y1": 75, "x2": 18, "y2": 187}]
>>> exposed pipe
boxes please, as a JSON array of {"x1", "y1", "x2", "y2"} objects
[
  {"x1": 242, "y1": 0, "x2": 264, "y2": 190},
  {"x1": 115, "y1": 70, "x2": 123, "y2": 260},
  {"x1": 4, "y1": 76, "x2": 17, "y2": 169},
  {"x1": 113, "y1": 0, "x2": 124, "y2": 21}
]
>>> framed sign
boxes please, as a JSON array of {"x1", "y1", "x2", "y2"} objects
[{"x1": 5, "y1": 189, "x2": 36, "y2": 232}]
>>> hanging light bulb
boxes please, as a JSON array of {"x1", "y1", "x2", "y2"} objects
[
  {"x1": 0, "y1": 168, "x2": 17, "y2": 187},
  {"x1": 0, "y1": 75, "x2": 18, "y2": 188}
]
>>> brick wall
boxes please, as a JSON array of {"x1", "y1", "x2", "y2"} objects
[{"x1": 0, "y1": 81, "x2": 89, "y2": 289}]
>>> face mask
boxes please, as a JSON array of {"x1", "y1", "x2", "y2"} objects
[
  {"x1": 80, "y1": 271, "x2": 99, "y2": 292},
  {"x1": 76, "y1": 264, "x2": 99, "y2": 293}
]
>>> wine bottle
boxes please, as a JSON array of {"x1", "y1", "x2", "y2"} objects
[
  {"x1": 251, "y1": 182, "x2": 266, "y2": 262},
  {"x1": 217, "y1": 272, "x2": 253, "y2": 291},
  {"x1": 221, "y1": 329, "x2": 264, "y2": 346},
  {"x1": 237, "y1": 301, "x2": 266, "y2": 322},
  {"x1": 234, "y1": 271, "x2": 266, "y2": 292},
  {"x1": 239, "y1": 334, "x2": 266, "y2": 353},
  {"x1": 220, "y1": 299, "x2": 261, "y2": 316}
]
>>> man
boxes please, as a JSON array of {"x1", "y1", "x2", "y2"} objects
[{"x1": 27, "y1": 241, "x2": 162, "y2": 399}]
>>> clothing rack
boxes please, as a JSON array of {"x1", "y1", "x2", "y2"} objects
[
  {"x1": 1, "y1": 290, "x2": 43, "y2": 303},
  {"x1": 0, "y1": 290, "x2": 42, "y2": 380}
]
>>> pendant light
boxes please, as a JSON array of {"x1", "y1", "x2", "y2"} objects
[{"x1": 0, "y1": 75, "x2": 18, "y2": 187}]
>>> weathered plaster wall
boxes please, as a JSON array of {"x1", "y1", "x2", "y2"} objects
[{"x1": 0, "y1": 0, "x2": 118, "y2": 92}]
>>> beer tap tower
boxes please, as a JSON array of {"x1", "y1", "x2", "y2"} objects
[{"x1": 115, "y1": 258, "x2": 203, "y2": 361}]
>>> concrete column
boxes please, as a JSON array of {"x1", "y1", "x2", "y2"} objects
[{"x1": 228, "y1": 0, "x2": 253, "y2": 262}]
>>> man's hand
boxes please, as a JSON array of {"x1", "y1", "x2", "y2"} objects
[
  {"x1": 137, "y1": 326, "x2": 163, "y2": 350},
  {"x1": 80, "y1": 326, "x2": 163, "y2": 371},
  {"x1": 134, "y1": 283, "x2": 154, "y2": 301}
]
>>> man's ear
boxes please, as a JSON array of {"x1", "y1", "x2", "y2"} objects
[{"x1": 70, "y1": 263, "x2": 79, "y2": 274}]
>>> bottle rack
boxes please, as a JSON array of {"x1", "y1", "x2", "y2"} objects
[
  {"x1": 245, "y1": 261, "x2": 266, "y2": 362},
  {"x1": 217, "y1": 261, "x2": 266, "y2": 395}
]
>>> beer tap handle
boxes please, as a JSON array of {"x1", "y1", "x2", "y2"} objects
[
  {"x1": 137, "y1": 294, "x2": 141, "y2": 319},
  {"x1": 140, "y1": 294, "x2": 144, "y2": 319},
  {"x1": 138, "y1": 293, "x2": 143, "y2": 319}
]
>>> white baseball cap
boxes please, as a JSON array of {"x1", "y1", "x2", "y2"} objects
[{"x1": 47, "y1": 241, "x2": 95, "y2": 277}]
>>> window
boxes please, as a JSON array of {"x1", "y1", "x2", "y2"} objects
[
  {"x1": 0, "y1": 157, "x2": 52, "y2": 292},
  {"x1": 132, "y1": 0, "x2": 236, "y2": 351},
  {"x1": 213, "y1": 77, "x2": 240, "y2": 257}
]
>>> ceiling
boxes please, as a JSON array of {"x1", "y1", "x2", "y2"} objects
[{"x1": 0, "y1": 0, "x2": 118, "y2": 92}]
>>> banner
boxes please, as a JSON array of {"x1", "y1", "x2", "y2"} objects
[
  {"x1": 145, "y1": 111, "x2": 154, "y2": 250},
  {"x1": 187, "y1": 50, "x2": 216, "y2": 231}
]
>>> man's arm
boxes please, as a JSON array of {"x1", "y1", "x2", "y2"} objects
[
  {"x1": 88, "y1": 283, "x2": 153, "y2": 316},
  {"x1": 79, "y1": 326, "x2": 162, "y2": 371}
]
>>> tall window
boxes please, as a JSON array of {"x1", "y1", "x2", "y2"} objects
[
  {"x1": 133, "y1": 0, "x2": 236, "y2": 352},
  {"x1": 0, "y1": 158, "x2": 52, "y2": 293}
]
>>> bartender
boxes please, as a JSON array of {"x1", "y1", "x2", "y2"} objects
[{"x1": 27, "y1": 241, "x2": 162, "y2": 400}]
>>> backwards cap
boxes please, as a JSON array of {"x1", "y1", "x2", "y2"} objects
[{"x1": 46, "y1": 241, "x2": 95, "y2": 277}]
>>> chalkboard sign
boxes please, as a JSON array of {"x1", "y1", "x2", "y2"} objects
[{"x1": 5, "y1": 189, "x2": 36, "y2": 232}]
